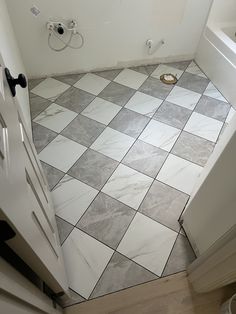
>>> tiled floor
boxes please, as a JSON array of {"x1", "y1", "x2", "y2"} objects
[{"x1": 29, "y1": 60, "x2": 235, "y2": 305}]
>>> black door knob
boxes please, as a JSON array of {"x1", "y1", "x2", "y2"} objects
[{"x1": 5, "y1": 68, "x2": 27, "y2": 97}]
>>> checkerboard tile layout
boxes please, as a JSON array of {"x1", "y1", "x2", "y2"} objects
[{"x1": 30, "y1": 60, "x2": 231, "y2": 301}]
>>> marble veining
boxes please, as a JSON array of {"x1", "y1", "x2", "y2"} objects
[
  {"x1": 74, "y1": 73, "x2": 110, "y2": 96},
  {"x1": 166, "y1": 86, "x2": 201, "y2": 110}
]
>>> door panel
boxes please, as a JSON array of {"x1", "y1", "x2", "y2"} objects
[{"x1": 0, "y1": 53, "x2": 68, "y2": 293}]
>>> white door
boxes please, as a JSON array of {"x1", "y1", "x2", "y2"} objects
[
  {"x1": 0, "y1": 53, "x2": 68, "y2": 293},
  {"x1": 182, "y1": 114, "x2": 236, "y2": 256}
]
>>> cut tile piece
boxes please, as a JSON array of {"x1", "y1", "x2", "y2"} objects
[
  {"x1": 53, "y1": 73, "x2": 84, "y2": 85},
  {"x1": 29, "y1": 93, "x2": 51, "y2": 119},
  {"x1": 139, "y1": 181, "x2": 189, "y2": 232},
  {"x1": 122, "y1": 140, "x2": 168, "y2": 178},
  {"x1": 81, "y1": 97, "x2": 121, "y2": 125},
  {"x1": 166, "y1": 86, "x2": 201, "y2": 110},
  {"x1": 52, "y1": 175, "x2": 98, "y2": 225},
  {"x1": 74, "y1": 73, "x2": 110, "y2": 96},
  {"x1": 157, "y1": 154, "x2": 202, "y2": 195},
  {"x1": 162, "y1": 234, "x2": 196, "y2": 277},
  {"x1": 129, "y1": 64, "x2": 157, "y2": 76},
  {"x1": 33, "y1": 103, "x2": 77, "y2": 133},
  {"x1": 153, "y1": 101, "x2": 192, "y2": 129},
  {"x1": 31, "y1": 78, "x2": 70, "y2": 101},
  {"x1": 62, "y1": 228, "x2": 113, "y2": 299},
  {"x1": 68, "y1": 149, "x2": 118, "y2": 190},
  {"x1": 109, "y1": 108, "x2": 150, "y2": 138},
  {"x1": 28, "y1": 78, "x2": 45, "y2": 90},
  {"x1": 55, "y1": 216, "x2": 73, "y2": 245},
  {"x1": 172, "y1": 131, "x2": 215, "y2": 166},
  {"x1": 77, "y1": 193, "x2": 135, "y2": 249},
  {"x1": 204, "y1": 82, "x2": 228, "y2": 102},
  {"x1": 91, "y1": 127, "x2": 135, "y2": 162},
  {"x1": 61, "y1": 115, "x2": 106, "y2": 147},
  {"x1": 41, "y1": 161, "x2": 65, "y2": 191},
  {"x1": 58, "y1": 289, "x2": 85, "y2": 308},
  {"x1": 195, "y1": 95, "x2": 230, "y2": 122},
  {"x1": 94, "y1": 69, "x2": 121, "y2": 81},
  {"x1": 117, "y1": 213, "x2": 177, "y2": 276},
  {"x1": 114, "y1": 69, "x2": 148, "y2": 90},
  {"x1": 166, "y1": 61, "x2": 191, "y2": 71},
  {"x1": 125, "y1": 91, "x2": 163, "y2": 117},
  {"x1": 177, "y1": 72, "x2": 209, "y2": 94},
  {"x1": 139, "y1": 76, "x2": 173, "y2": 99},
  {"x1": 185, "y1": 61, "x2": 207, "y2": 78},
  {"x1": 184, "y1": 112, "x2": 223, "y2": 142},
  {"x1": 151, "y1": 64, "x2": 183, "y2": 80},
  {"x1": 102, "y1": 164, "x2": 153, "y2": 210},
  {"x1": 39, "y1": 135, "x2": 87, "y2": 172},
  {"x1": 226, "y1": 107, "x2": 236, "y2": 124},
  {"x1": 139, "y1": 120, "x2": 181, "y2": 152},
  {"x1": 98, "y1": 82, "x2": 136, "y2": 107},
  {"x1": 32, "y1": 122, "x2": 57, "y2": 153},
  {"x1": 56, "y1": 87, "x2": 95, "y2": 114},
  {"x1": 90, "y1": 252, "x2": 157, "y2": 299}
]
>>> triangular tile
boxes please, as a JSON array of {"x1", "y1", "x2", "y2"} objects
[{"x1": 55, "y1": 216, "x2": 73, "y2": 245}]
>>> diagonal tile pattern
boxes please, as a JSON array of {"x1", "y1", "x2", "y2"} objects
[{"x1": 30, "y1": 59, "x2": 231, "y2": 303}]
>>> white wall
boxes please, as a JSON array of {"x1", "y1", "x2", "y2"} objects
[
  {"x1": 0, "y1": 0, "x2": 30, "y2": 127},
  {"x1": 6, "y1": 0, "x2": 212, "y2": 78},
  {"x1": 208, "y1": 0, "x2": 236, "y2": 23}
]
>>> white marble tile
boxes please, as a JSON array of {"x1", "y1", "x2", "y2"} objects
[
  {"x1": 102, "y1": 164, "x2": 153, "y2": 210},
  {"x1": 62, "y1": 228, "x2": 113, "y2": 299},
  {"x1": 74, "y1": 73, "x2": 110, "y2": 95},
  {"x1": 117, "y1": 213, "x2": 177, "y2": 276},
  {"x1": 204, "y1": 82, "x2": 228, "y2": 103},
  {"x1": 166, "y1": 86, "x2": 201, "y2": 110},
  {"x1": 157, "y1": 154, "x2": 203, "y2": 195},
  {"x1": 114, "y1": 69, "x2": 148, "y2": 90},
  {"x1": 81, "y1": 97, "x2": 121, "y2": 125},
  {"x1": 90, "y1": 127, "x2": 135, "y2": 161},
  {"x1": 185, "y1": 61, "x2": 207, "y2": 78},
  {"x1": 184, "y1": 112, "x2": 223, "y2": 142},
  {"x1": 39, "y1": 135, "x2": 87, "y2": 172},
  {"x1": 151, "y1": 64, "x2": 183, "y2": 80},
  {"x1": 139, "y1": 120, "x2": 181, "y2": 152},
  {"x1": 33, "y1": 103, "x2": 77, "y2": 132},
  {"x1": 226, "y1": 107, "x2": 236, "y2": 124},
  {"x1": 125, "y1": 91, "x2": 163, "y2": 117},
  {"x1": 52, "y1": 175, "x2": 98, "y2": 225},
  {"x1": 31, "y1": 78, "x2": 70, "y2": 101}
]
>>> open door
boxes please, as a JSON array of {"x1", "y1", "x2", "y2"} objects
[{"x1": 0, "y1": 53, "x2": 68, "y2": 294}]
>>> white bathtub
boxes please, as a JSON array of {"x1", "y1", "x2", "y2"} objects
[{"x1": 196, "y1": 22, "x2": 236, "y2": 107}]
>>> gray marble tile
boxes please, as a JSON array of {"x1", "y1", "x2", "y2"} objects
[
  {"x1": 139, "y1": 181, "x2": 189, "y2": 232},
  {"x1": 55, "y1": 216, "x2": 73, "y2": 245},
  {"x1": 90, "y1": 252, "x2": 157, "y2": 299},
  {"x1": 98, "y1": 82, "x2": 136, "y2": 107},
  {"x1": 68, "y1": 149, "x2": 118, "y2": 190},
  {"x1": 58, "y1": 288, "x2": 85, "y2": 308},
  {"x1": 29, "y1": 92, "x2": 52, "y2": 119},
  {"x1": 162, "y1": 234, "x2": 196, "y2": 277},
  {"x1": 109, "y1": 108, "x2": 150, "y2": 138},
  {"x1": 32, "y1": 122, "x2": 57, "y2": 153},
  {"x1": 165, "y1": 60, "x2": 191, "y2": 71},
  {"x1": 122, "y1": 140, "x2": 168, "y2": 178},
  {"x1": 77, "y1": 193, "x2": 135, "y2": 249},
  {"x1": 56, "y1": 87, "x2": 95, "y2": 114},
  {"x1": 94, "y1": 69, "x2": 122, "y2": 81},
  {"x1": 139, "y1": 76, "x2": 173, "y2": 100},
  {"x1": 153, "y1": 101, "x2": 192, "y2": 129},
  {"x1": 40, "y1": 161, "x2": 65, "y2": 191},
  {"x1": 53, "y1": 73, "x2": 84, "y2": 85},
  {"x1": 129, "y1": 64, "x2": 158, "y2": 76},
  {"x1": 172, "y1": 131, "x2": 215, "y2": 167},
  {"x1": 195, "y1": 95, "x2": 230, "y2": 122},
  {"x1": 61, "y1": 115, "x2": 106, "y2": 147},
  {"x1": 28, "y1": 78, "x2": 45, "y2": 90},
  {"x1": 177, "y1": 72, "x2": 209, "y2": 94}
]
